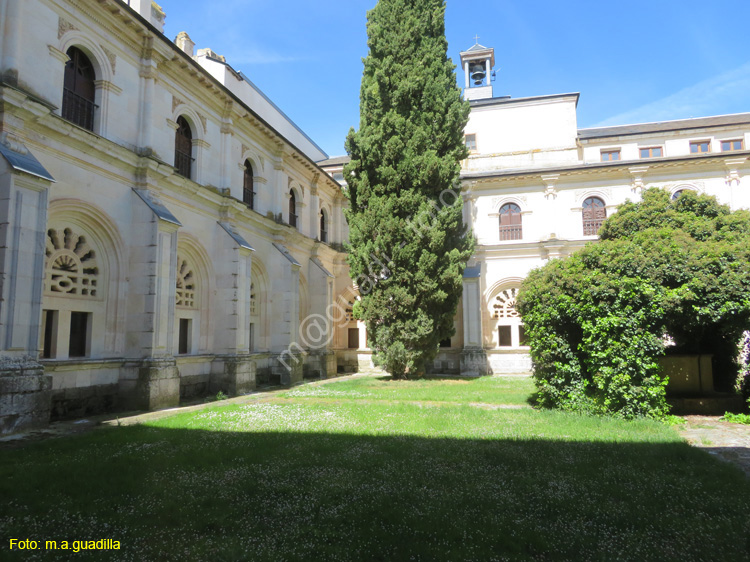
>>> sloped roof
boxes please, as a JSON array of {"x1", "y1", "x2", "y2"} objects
[{"x1": 579, "y1": 113, "x2": 750, "y2": 140}]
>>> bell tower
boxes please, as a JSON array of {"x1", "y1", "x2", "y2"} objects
[{"x1": 460, "y1": 40, "x2": 495, "y2": 101}]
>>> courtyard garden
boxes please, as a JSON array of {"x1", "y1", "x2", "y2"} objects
[{"x1": 2, "y1": 374, "x2": 750, "y2": 561}]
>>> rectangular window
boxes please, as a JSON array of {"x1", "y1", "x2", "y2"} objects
[
  {"x1": 600, "y1": 149, "x2": 620, "y2": 162},
  {"x1": 42, "y1": 310, "x2": 58, "y2": 359},
  {"x1": 498, "y1": 325, "x2": 512, "y2": 347},
  {"x1": 249, "y1": 323, "x2": 255, "y2": 352},
  {"x1": 439, "y1": 337, "x2": 451, "y2": 348},
  {"x1": 348, "y1": 328, "x2": 360, "y2": 349},
  {"x1": 639, "y1": 147, "x2": 663, "y2": 159},
  {"x1": 518, "y1": 325, "x2": 528, "y2": 347},
  {"x1": 178, "y1": 318, "x2": 192, "y2": 355},
  {"x1": 721, "y1": 139, "x2": 744, "y2": 152},
  {"x1": 690, "y1": 140, "x2": 711, "y2": 154},
  {"x1": 68, "y1": 312, "x2": 90, "y2": 358},
  {"x1": 465, "y1": 134, "x2": 477, "y2": 152}
]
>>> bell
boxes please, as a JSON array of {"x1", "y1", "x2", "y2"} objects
[{"x1": 470, "y1": 64, "x2": 486, "y2": 85}]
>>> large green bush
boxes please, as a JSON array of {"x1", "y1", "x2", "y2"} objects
[{"x1": 517, "y1": 189, "x2": 750, "y2": 418}]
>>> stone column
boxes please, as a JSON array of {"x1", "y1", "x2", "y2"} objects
[
  {"x1": 272, "y1": 244, "x2": 303, "y2": 385},
  {"x1": 137, "y1": 38, "x2": 157, "y2": 153},
  {"x1": 0, "y1": 156, "x2": 52, "y2": 433},
  {"x1": 0, "y1": 0, "x2": 21, "y2": 85},
  {"x1": 460, "y1": 263, "x2": 488, "y2": 376},
  {"x1": 210, "y1": 221, "x2": 255, "y2": 395},
  {"x1": 310, "y1": 185, "x2": 320, "y2": 239},
  {"x1": 121, "y1": 173, "x2": 181, "y2": 411},
  {"x1": 305, "y1": 257, "x2": 336, "y2": 378}
]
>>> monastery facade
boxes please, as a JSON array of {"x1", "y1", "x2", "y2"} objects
[{"x1": 0, "y1": 0, "x2": 748, "y2": 432}]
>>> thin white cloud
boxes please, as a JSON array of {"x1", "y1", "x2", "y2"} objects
[{"x1": 592, "y1": 62, "x2": 750, "y2": 127}]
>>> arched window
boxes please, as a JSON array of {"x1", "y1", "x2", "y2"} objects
[
  {"x1": 42, "y1": 226, "x2": 102, "y2": 359},
  {"x1": 492, "y1": 287, "x2": 527, "y2": 348},
  {"x1": 62, "y1": 47, "x2": 96, "y2": 131},
  {"x1": 175, "y1": 255, "x2": 197, "y2": 355},
  {"x1": 582, "y1": 197, "x2": 606, "y2": 236},
  {"x1": 499, "y1": 203, "x2": 522, "y2": 241},
  {"x1": 243, "y1": 160, "x2": 255, "y2": 209},
  {"x1": 289, "y1": 190, "x2": 298, "y2": 228},
  {"x1": 671, "y1": 190, "x2": 685, "y2": 201},
  {"x1": 320, "y1": 209, "x2": 328, "y2": 242},
  {"x1": 174, "y1": 116, "x2": 193, "y2": 179}
]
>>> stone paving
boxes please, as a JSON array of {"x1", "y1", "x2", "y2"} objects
[{"x1": 677, "y1": 416, "x2": 750, "y2": 476}]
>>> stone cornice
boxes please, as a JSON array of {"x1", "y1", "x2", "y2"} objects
[{"x1": 463, "y1": 150, "x2": 750, "y2": 187}]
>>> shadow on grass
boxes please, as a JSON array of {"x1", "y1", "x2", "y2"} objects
[
  {"x1": 374, "y1": 374, "x2": 481, "y2": 382},
  {"x1": 2, "y1": 425, "x2": 750, "y2": 561}
]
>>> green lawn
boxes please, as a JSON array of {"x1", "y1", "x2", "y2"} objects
[{"x1": 2, "y1": 375, "x2": 750, "y2": 561}]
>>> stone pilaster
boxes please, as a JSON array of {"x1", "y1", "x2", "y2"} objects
[
  {"x1": 0, "y1": 147, "x2": 53, "y2": 432},
  {"x1": 460, "y1": 263, "x2": 489, "y2": 376}
]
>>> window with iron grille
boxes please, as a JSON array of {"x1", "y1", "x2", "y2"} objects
[
  {"x1": 582, "y1": 197, "x2": 606, "y2": 236},
  {"x1": 243, "y1": 160, "x2": 255, "y2": 209},
  {"x1": 289, "y1": 190, "x2": 298, "y2": 228},
  {"x1": 62, "y1": 47, "x2": 97, "y2": 131},
  {"x1": 320, "y1": 210, "x2": 328, "y2": 242},
  {"x1": 498, "y1": 203, "x2": 522, "y2": 241},
  {"x1": 174, "y1": 116, "x2": 193, "y2": 179}
]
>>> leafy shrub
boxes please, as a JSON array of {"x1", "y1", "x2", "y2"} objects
[
  {"x1": 721, "y1": 412, "x2": 750, "y2": 425},
  {"x1": 518, "y1": 189, "x2": 750, "y2": 419}
]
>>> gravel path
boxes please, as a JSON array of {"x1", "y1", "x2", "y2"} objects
[{"x1": 677, "y1": 415, "x2": 750, "y2": 477}]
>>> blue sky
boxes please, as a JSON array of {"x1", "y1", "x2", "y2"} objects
[{"x1": 157, "y1": 0, "x2": 750, "y2": 158}]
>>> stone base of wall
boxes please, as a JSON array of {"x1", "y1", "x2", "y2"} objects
[
  {"x1": 460, "y1": 349, "x2": 490, "y2": 376},
  {"x1": 487, "y1": 351, "x2": 533, "y2": 375},
  {"x1": 180, "y1": 374, "x2": 209, "y2": 401},
  {"x1": 303, "y1": 351, "x2": 336, "y2": 380},
  {"x1": 210, "y1": 356, "x2": 256, "y2": 396},
  {"x1": 120, "y1": 358, "x2": 180, "y2": 411},
  {"x1": 50, "y1": 383, "x2": 118, "y2": 421},
  {"x1": 0, "y1": 356, "x2": 51, "y2": 434},
  {"x1": 426, "y1": 350, "x2": 461, "y2": 375},
  {"x1": 336, "y1": 350, "x2": 374, "y2": 373},
  {"x1": 274, "y1": 352, "x2": 303, "y2": 386}
]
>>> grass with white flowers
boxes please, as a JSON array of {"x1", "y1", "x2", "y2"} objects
[{"x1": 2, "y1": 375, "x2": 749, "y2": 561}]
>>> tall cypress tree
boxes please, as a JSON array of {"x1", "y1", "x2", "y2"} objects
[{"x1": 344, "y1": 0, "x2": 473, "y2": 379}]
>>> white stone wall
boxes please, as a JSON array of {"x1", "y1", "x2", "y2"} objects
[{"x1": 0, "y1": 0, "x2": 347, "y2": 429}]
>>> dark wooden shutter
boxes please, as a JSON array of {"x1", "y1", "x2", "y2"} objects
[
  {"x1": 63, "y1": 47, "x2": 96, "y2": 131},
  {"x1": 243, "y1": 161, "x2": 255, "y2": 208},
  {"x1": 582, "y1": 197, "x2": 606, "y2": 235},
  {"x1": 174, "y1": 117, "x2": 193, "y2": 178},
  {"x1": 499, "y1": 203, "x2": 522, "y2": 241},
  {"x1": 289, "y1": 191, "x2": 297, "y2": 228}
]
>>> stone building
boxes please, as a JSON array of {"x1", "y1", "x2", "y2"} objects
[
  {"x1": 0, "y1": 0, "x2": 354, "y2": 433},
  {"x1": 0, "y1": 0, "x2": 748, "y2": 434},
  {"x1": 319, "y1": 42, "x2": 750, "y2": 378}
]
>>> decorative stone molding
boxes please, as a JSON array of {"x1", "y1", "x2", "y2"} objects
[
  {"x1": 198, "y1": 114, "x2": 207, "y2": 134},
  {"x1": 541, "y1": 173, "x2": 559, "y2": 199},
  {"x1": 172, "y1": 96, "x2": 185, "y2": 113},
  {"x1": 94, "y1": 80, "x2": 122, "y2": 96},
  {"x1": 47, "y1": 45, "x2": 70, "y2": 64},
  {"x1": 628, "y1": 165, "x2": 649, "y2": 194},
  {"x1": 100, "y1": 45, "x2": 117, "y2": 75},
  {"x1": 58, "y1": 17, "x2": 78, "y2": 40},
  {"x1": 724, "y1": 157, "x2": 747, "y2": 187}
]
